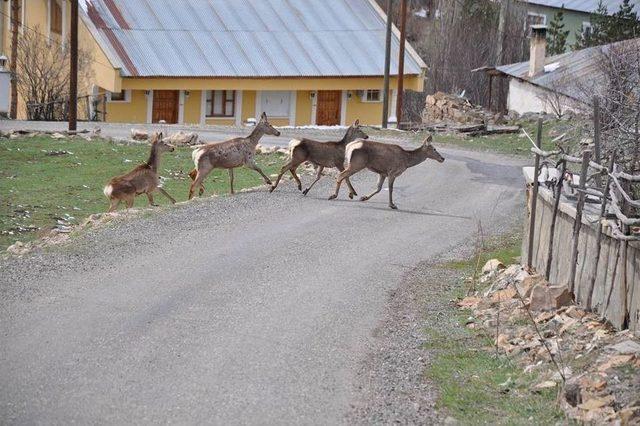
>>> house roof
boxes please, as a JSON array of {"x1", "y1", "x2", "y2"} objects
[
  {"x1": 81, "y1": 0, "x2": 426, "y2": 79},
  {"x1": 524, "y1": 0, "x2": 640, "y2": 15},
  {"x1": 494, "y1": 38, "x2": 640, "y2": 102}
]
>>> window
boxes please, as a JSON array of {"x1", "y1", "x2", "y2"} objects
[
  {"x1": 206, "y1": 90, "x2": 235, "y2": 117},
  {"x1": 582, "y1": 21, "x2": 592, "y2": 37},
  {"x1": 360, "y1": 90, "x2": 381, "y2": 103},
  {"x1": 526, "y1": 12, "x2": 546, "y2": 35},
  {"x1": 107, "y1": 90, "x2": 130, "y2": 102},
  {"x1": 260, "y1": 91, "x2": 290, "y2": 118},
  {"x1": 50, "y1": 0, "x2": 62, "y2": 35}
]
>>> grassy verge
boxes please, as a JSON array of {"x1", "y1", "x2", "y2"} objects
[
  {"x1": 376, "y1": 119, "x2": 576, "y2": 157},
  {"x1": 425, "y1": 234, "x2": 564, "y2": 424},
  {"x1": 0, "y1": 136, "x2": 287, "y2": 250}
]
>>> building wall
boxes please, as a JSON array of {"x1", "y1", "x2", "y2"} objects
[
  {"x1": 526, "y1": 4, "x2": 593, "y2": 49},
  {"x1": 507, "y1": 79, "x2": 578, "y2": 115},
  {"x1": 105, "y1": 90, "x2": 148, "y2": 123}
]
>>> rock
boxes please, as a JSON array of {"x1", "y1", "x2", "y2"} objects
[
  {"x1": 164, "y1": 131, "x2": 199, "y2": 145},
  {"x1": 443, "y1": 416, "x2": 459, "y2": 425},
  {"x1": 564, "y1": 382, "x2": 582, "y2": 407},
  {"x1": 6, "y1": 241, "x2": 30, "y2": 255},
  {"x1": 457, "y1": 296, "x2": 481, "y2": 308},
  {"x1": 482, "y1": 258, "x2": 505, "y2": 274},
  {"x1": 564, "y1": 306, "x2": 587, "y2": 320},
  {"x1": 597, "y1": 354, "x2": 635, "y2": 371},
  {"x1": 131, "y1": 129, "x2": 149, "y2": 140},
  {"x1": 491, "y1": 287, "x2": 516, "y2": 303},
  {"x1": 533, "y1": 380, "x2": 556, "y2": 391},
  {"x1": 529, "y1": 284, "x2": 572, "y2": 311},
  {"x1": 50, "y1": 132, "x2": 66, "y2": 139},
  {"x1": 578, "y1": 395, "x2": 614, "y2": 411},
  {"x1": 607, "y1": 340, "x2": 640, "y2": 355},
  {"x1": 515, "y1": 274, "x2": 544, "y2": 298}
]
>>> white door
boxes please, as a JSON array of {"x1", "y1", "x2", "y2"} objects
[{"x1": 260, "y1": 91, "x2": 291, "y2": 118}]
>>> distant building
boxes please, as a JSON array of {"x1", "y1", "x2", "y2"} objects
[
  {"x1": 1, "y1": 0, "x2": 426, "y2": 126},
  {"x1": 522, "y1": 0, "x2": 639, "y2": 48},
  {"x1": 481, "y1": 26, "x2": 639, "y2": 115}
]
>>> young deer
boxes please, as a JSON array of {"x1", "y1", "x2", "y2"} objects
[
  {"x1": 103, "y1": 132, "x2": 177, "y2": 212},
  {"x1": 188, "y1": 112, "x2": 280, "y2": 199},
  {"x1": 331, "y1": 135, "x2": 445, "y2": 209},
  {"x1": 269, "y1": 119, "x2": 368, "y2": 198}
]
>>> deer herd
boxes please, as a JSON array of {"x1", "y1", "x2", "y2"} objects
[{"x1": 104, "y1": 112, "x2": 445, "y2": 212}]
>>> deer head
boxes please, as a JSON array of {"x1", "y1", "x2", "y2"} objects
[
  {"x1": 343, "y1": 119, "x2": 368, "y2": 143},
  {"x1": 150, "y1": 132, "x2": 175, "y2": 152},
  {"x1": 422, "y1": 135, "x2": 444, "y2": 163},
  {"x1": 257, "y1": 112, "x2": 281, "y2": 137}
]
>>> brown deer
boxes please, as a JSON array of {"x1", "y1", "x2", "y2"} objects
[
  {"x1": 331, "y1": 135, "x2": 445, "y2": 209},
  {"x1": 103, "y1": 132, "x2": 177, "y2": 212},
  {"x1": 188, "y1": 112, "x2": 280, "y2": 199},
  {"x1": 269, "y1": 119, "x2": 368, "y2": 198}
]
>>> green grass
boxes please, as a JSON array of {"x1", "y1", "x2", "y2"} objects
[
  {"x1": 0, "y1": 136, "x2": 287, "y2": 250},
  {"x1": 425, "y1": 233, "x2": 563, "y2": 424},
  {"x1": 431, "y1": 120, "x2": 577, "y2": 157}
]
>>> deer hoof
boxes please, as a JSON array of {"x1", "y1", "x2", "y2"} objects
[
  {"x1": 328, "y1": 194, "x2": 337, "y2": 200},
  {"x1": 389, "y1": 203, "x2": 398, "y2": 210},
  {"x1": 360, "y1": 196, "x2": 369, "y2": 202},
  {"x1": 297, "y1": 184, "x2": 302, "y2": 191},
  {"x1": 269, "y1": 186, "x2": 275, "y2": 193},
  {"x1": 265, "y1": 180, "x2": 273, "y2": 186},
  {"x1": 302, "y1": 188, "x2": 309, "y2": 196}
]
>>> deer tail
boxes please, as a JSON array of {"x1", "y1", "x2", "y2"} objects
[
  {"x1": 345, "y1": 141, "x2": 365, "y2": 165},
  {"x1": 103, "y1": 184, "x2": 114, "y2": 198}
]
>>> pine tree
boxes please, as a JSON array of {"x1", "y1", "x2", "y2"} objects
[
  {"x1": 547, "y1": 6, "x2": 570, "y2": 55},
  {"x1": 574, "y1": 0, "x2": 640, "y2": 49}
]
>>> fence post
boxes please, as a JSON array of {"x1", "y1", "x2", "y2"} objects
[
  {"x1": 527, "y1": 118, "x2": 544, "y2": 271},
  {"x1": 593, "y1": 97, "x2": 603, "y2": 189},
  {"x1": 569, "y1": 150, "x2": 592, "y2": 295},
  {"x1": 545, "y1": 160, "x2": 566, "y2": 280},
  {"x1": 586, "y1": 153, "x2": 615, "y2": 310}
]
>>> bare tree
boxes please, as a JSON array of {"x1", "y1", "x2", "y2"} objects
[{"x1": 15, "y1": 26, "x2": 94, "y2": 121}]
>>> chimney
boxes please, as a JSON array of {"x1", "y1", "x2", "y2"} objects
[{"x1": 529, "y1": 25, "x2": 547, "y2": 77}]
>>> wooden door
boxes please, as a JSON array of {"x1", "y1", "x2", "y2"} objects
[
  {"x1": 152, "y1": 90, "x2": 179, "y2": 123},
  {"x1": 316, "y1": 91, "x2": 341, "y2": 126}
]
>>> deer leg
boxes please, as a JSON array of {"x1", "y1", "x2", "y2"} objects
[
  {"x1": 107, "y1": 198, "x2": 119, "y2": 213},
  {"x1": 189, "y1": 168, "x2": 210, "y2": 200},
  {"x1": 388, "y1": 176, "x2": 397, "y2": 210},
  {"x1": 190, "y1": 168, "x2": 205, "y2": 195},
  {"x1": 228, "y1": 168, "x2": 235, "y2": 194},
  {"x1": 302, "y1": 166, "x2": 324, "y2": 196},
  {"x1": 336, "y1": 164, "x2": 358, "y2": 199},
  {"x1": 360, "y1": 174, "x2": 386, "y2": 202},
  {"x1": 289, "y1": 168, "x2": 302, "y2": 191},
  {"x1": 125, "y1": 196, "x2": 135, "y2": 209},
  {"x1": 158, "y1": 187, "x2": 176, "y2": 204},
  {"x1": 147, "y1": 193, "x2": 159, "y2": 207},
  {"x1": 330, "y1": 165, "x2": 363, "y2": 200},
  {"x1": 246, "y1": 160, "x2": 272, "y2": 186}
]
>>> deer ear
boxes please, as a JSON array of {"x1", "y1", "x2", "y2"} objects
[
  {"x1": 261, "y1": 112, "x2": 267, "y2": 121},
  {"x1": 423, "y1": 134, "x2": 433, "y2": 145},
  {"x1": 158, "y1": 131, "x2": 163, "y2": 140},
  {"x1": 354, "y1": 119, "x2": 360, "y2": 127}
]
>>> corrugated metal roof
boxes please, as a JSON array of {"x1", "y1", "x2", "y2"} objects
[
  {"x1": 524, "y1": 0, "x2": 640, "y2": 14},
  {"x1": 496, "y1": 38, "x2": 640, "y2": 101},
  {"x1": 81, "y1": 0, "x2": 426, "y2": 78}
]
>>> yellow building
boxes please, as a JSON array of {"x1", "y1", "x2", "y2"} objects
[{"x1": 3, "y1": 0, "x2": 426, "y2": 126}]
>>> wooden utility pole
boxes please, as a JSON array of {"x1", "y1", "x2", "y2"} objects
[
  {"x1": 494, "y1": 0, "x2": 510, "y2": 112},
  {"x1": 526, "y1": 118, "x2": 543, "y2": 271},
  {"x1": 9, "y1": 0, "x2": 20, "y2": 119},
  {"x1": 395, "y1": 0, "x2": 407, "y2": 126},
  {"x1": 381, "y1": 0, "x2": 392, "y2": 129},
  {"x1": 69, "y1": 0, "x2": 79, "y2": 131}
]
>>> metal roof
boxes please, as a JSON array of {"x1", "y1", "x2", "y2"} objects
[
  {"x1": 81, "y1": 0, "x2": 426, "y2": 78},
  {"x1": 524, "y1": 0, "x2": 640, "y2": 14},
  {"x1": 495, "y1": 38, "x2": 640, "y2": 101}
]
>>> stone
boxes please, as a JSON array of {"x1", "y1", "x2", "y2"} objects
[
  {"x1": 482, "y1": 258, "x2": 505, "y2": 274},
  {"x1": 564, "y1": 382, "x2": 582, "y2": 407},
  {"x1": 515, "y1": 274, "x2": 544, "y2": 298},
  {"x1": 529, "y1": 284, "x2": 573, "y2": 311},
  {"x1": 491, "y1": 287, "x2": 516, "y2": 303},
  {"x1": 131, "y1": 129, "x2": 149, "y2": 140},
  {"x1": 165, "y1": 131, "x2": 198, "y2": 145},
  {"x1": 607, "y1": 340, "x2": 640, "y2": 355}
]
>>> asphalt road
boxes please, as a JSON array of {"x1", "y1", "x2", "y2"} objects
[{"x1": 0, "y1": 145, "x2": 525, "y2": 424}]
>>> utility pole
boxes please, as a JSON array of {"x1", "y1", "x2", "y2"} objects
[
  {"x1": 395, "y1": 0, "x2": 407, "y2": 127},
  {"x1": 381, "y1": 0, "x2": 392, "y2": 128},
  {"x1": 9, "y1": 0, "x2": 19, "y2": 119},
  {"x1": 69, "y1": 0, "x2": 79, "y2": 132}
]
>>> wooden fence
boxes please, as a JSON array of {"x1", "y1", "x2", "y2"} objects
[{"x1": 521, "y1": 115, "x2": 640, "y2": 334}]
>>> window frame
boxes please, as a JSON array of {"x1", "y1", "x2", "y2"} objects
[
  {"x1": 107, "y1": 90, "x2": 131, "y2": 103},
  {"x1": 360, "y1": 89, "x2": 382, "y2": 103},
  {"x1": 259, "y1": 91, "x2": 291, "y2": 118},
  {"x1": 526, "y1": 12, "x2": 547, "y2": 35},
  {"x1": 581, "y1": 21, "x2": 593, "y2": 37},
  {"x1": 205, "y1": 90, "x2": 236, "y2": 118}
]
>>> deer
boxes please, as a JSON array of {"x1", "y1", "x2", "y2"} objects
[
  {"x1": 331, "y1": 135, "x2": 445, "y2": 209},
  {"x1": 188, "y1": 112, "x2": 280, "y2": 199},
  {"x1": 103, "y1": 132, "x2": 177, "y2": 212},
  {"x1": 269, "y1": 119, "x2": 369, "y2": 199}
]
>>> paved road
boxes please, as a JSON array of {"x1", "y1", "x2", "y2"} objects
[{"x1": 0, "y1": 145, "x2": 525, "y2": 424}]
